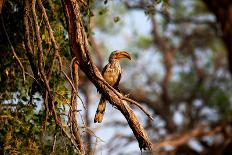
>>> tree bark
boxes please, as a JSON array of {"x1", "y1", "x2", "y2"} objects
[
  {"x1": 61, "y1": 0, "x2": 152, "y2": 151},
  {"x1": 70, "y1": 62, "x2": 84, "y2": 154},
  {"x1": 203, "y1": 0, "x2": 232, "y2": 76}
]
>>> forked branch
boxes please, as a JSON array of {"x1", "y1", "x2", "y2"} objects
[{"x1": 62, "y1": 0, "x2": 152, "y2": 150}]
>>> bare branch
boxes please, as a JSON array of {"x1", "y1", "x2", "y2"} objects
[
  {"x1": 62, "y1": 0, "x2": 152, "y2": 150},
  {"x1": 51, "y1": 132, "x2": 57, "y2": 155},
  {"x1": 153, "y1": 122, "x2": 232, "y2": 154},
  {"x1": 1, "y1": 15, "x2": 26, "y2": 83},
  {"x1": 37, "y1": 0, "x2": 59, "y2": 81},
  {"x1": 30, "y1": 0, "x2": 83, "y2": 153},
  {"x1": 123, "y1": 97, "x2": 154, "y2": 121},
  {"x1": 69, "y1": 60, "x2": 85, "y2": 154}
]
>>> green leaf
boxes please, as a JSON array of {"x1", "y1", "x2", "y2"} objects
[
  {"x1": 21, "y1": 96, "x2": 28, "y2": 102},
  {"x1": 113, "y1": 16, "x2": 120, "y2": 23},
  {"x1": 42, "y1": 34, "x2": 45, "y2": 40},
  {"x1": 34, "y1": 97, "x2": 41, "y2": 101},
  {"x1": 99, "y1": 7, "x2": 108, "y2": 15},
  {"x1": 133, "y1": 53, "x2": 139, "y2": 59}
]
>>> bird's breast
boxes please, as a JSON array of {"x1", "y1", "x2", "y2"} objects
[{"x1": 103, "y1": 63, "x2": 121, "y2": 86}]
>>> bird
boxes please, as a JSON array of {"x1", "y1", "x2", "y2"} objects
[{"x1": 94, "y1": 50, "x2": 131, "y2": 123}]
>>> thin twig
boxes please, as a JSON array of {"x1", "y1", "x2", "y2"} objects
[
  {"x1": 55, "y1": 92, "x2": 70, "y2": 105},
  {"x1": 92, "y1": 138, "x2": 98, "y2": 155},
  {"x1": 50, "y1": 132, "x2": 57, "y2": 155},
  {"x1": 1, "y1": 15, "x2": 26, "y2": 83},
  {"x1": 31, "y1": 1, "x2": 82, "y2": 153},
  {"x1": 76, "y1": 111, "x2": 84, "y2": 126},
  {"x1": 69, "y1": 53, "x2": 85, "y2": 154},
  {"x1": 69, "y1": 57, "x2": 86, "y2": 110},
  {"x1": 81, "y1": 126, "x2": 104, "y2": 142},
  {"x1": 25, "y1": 72, "x2": 38, "y2": 82},
  {"x1": 123, "y1": 97, "x2": 154, "y2": 121},
  {"x1": 37, "y1": 0, "x2": 59, "y2": 81},
  {"x1": 60, "y1": 132, "x2": 69, "y2": 153},
  {"x1": 70, "y1": 57, "x2": 77, "y2": 81},
  {"x1": 59, "y1": 123, "x2": 82, "y2": 154},
  {"x1": 57, "y1": 55, "x2": 86, "y2": 110}
]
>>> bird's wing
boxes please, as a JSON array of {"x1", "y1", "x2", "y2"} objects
[
  {"x1": 96, "y1": 64, "x2": 109, "y2": 93},
  {"x1": 113, "y1": 71, "x2": 121, "y2": 90},
  {"x1": 101, "y1": 63, "x2": 109, "y2": 75},
  {"x1": 101, "y1": 63, "x2": 121, "y2": 91}
]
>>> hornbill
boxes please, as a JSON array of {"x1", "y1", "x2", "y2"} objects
[{"x1": 94, "y1": 50, "x2": 131, "y2": 123}]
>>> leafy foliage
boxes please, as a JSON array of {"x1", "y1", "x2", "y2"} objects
[{"x1": 0, "y1": 0, "x2": 73, "y2": 154}]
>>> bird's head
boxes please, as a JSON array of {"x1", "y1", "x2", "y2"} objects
[{"x1": 109, "y1": 50, "x2": 131, "y2": 62}]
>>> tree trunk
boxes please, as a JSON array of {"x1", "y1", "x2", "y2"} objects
[{"x1": 203, "y1": 0, "x2": 232, "y2": 76}]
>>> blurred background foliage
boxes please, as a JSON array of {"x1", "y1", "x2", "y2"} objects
[{"x1": 0, "y1": 0, "x2": 232, "y2": 154}]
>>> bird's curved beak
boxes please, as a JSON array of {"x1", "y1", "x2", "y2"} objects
[{"x1": 116, "y1": 51, "x2": 131, "y2": 60}]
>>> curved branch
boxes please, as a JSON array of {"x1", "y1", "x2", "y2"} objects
[{"x1": 62, "y1": 0, "x2": 152, "y2": 151}]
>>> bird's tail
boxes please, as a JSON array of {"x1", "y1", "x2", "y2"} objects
[{"x1": 94, "y1": 97, "x2": 106, "y2": 123}]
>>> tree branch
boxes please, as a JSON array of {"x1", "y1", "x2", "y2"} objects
[
  {"x1": 69, "y1": 60, "x2": 85, "y2": 154},
  {"x1": 153, "y1": 122, "x2": 232, "y2": 154},
  {"x1": 62, "y1": 0, "x2": 152, "y2": 151},
  {"x1": 1, "y1": 15, "x2": 26, "y2": 83},
  {"x1": 29, "y1": 0, "x2": 83, "y2": 153},
  {"x1": 37, "y1": 0, "x2": 59, "y2": 81},
  {"x1": 203, "y1": 0, "x2": 232, "y2": 77}
]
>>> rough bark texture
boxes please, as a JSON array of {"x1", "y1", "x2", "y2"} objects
[
  {"x1": 0, "y1": 0, "x2": 4, "y2": 14},
  {"x1": 203, "y1": 0, "x2": 232, "y2": 76},
  {"x1": 70, "y1": 62, "x2": 84, "y2": 154},
  {"x1": 23, "y1": 0, "x2": 84, "y2": 153},
  {"x1": 61, "y1": 0, "x2": 152, "y2": 151}
]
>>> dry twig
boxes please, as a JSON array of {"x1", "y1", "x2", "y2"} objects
[{"x1": 1, "y1": 15, "x2": 26, "y2": 83}]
